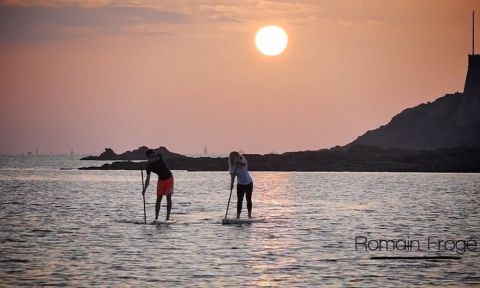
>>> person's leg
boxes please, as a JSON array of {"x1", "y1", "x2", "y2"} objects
[
  {"x1": 246, "y1": 183, "x2": 253, "y2": 218},
  {"x1": 165, "y1": 177, "x2": 173, "y2": 220},
  {"x1": 166, "y1": 194, "x2": 172, "y2": 220},
  {"x1": 155, "y1": 195, "x2": 163, "y2": 220},
  {"x1": 236, "y1": 184, "x2": 245, "y2": 218}
]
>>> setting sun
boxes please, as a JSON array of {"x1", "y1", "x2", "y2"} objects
[{"x1": 255, "y1": 25, "x2": 288, "y2": 56}]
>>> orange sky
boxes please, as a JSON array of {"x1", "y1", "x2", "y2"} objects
[{"x1": 0, "y1": 0, "x2": 479, "y2": 155}]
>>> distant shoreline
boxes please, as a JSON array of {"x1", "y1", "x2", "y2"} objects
[{"x1": 78, "y1": 145, "x2": 480, "y2": 173}]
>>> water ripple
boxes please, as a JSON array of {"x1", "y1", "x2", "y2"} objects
[{"x1": 0, "y1": 161, "x2": 479, "y2": 286}]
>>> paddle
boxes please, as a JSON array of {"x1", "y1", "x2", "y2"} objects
[
  {"x1": 224, "y1": 163, "x2": 238, "y2": 220},
  {"x1": 141, "y1": 166, "x2": 146, "y2": 224}
]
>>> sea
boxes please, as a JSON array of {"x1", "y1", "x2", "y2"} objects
[{"x1": 0, "y1": 155, "x2": 479, "y2": 287}]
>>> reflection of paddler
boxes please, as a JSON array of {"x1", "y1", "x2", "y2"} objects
[
  {"x1": 228, "y1": 151, "x2": 254, "y2": 218},
  {"x1": 142, "y1": 149, "x2": 174, "y2": 221}
]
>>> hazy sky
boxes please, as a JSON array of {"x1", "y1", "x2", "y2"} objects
[{"x1": 0, "y1": 0, "x2": 479, "y2": 155}]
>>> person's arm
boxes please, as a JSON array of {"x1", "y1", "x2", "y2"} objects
[
  {"x1": 142, "y1": 173, "x2": 150, "y2": 195},
  {"x1": 229, "y1": 162, "x2": 237, "y2": 190},
  {"x1": 237, "y1": 155, "x2": 247, "y2": 165},
  {"x1": 230, "y1": 173, "x2": 235, "y2": 190},
  {"x1": 142, "y1": 162, "x2": 151, "y2": 195},
  {"x1": 230, "y1": 165, "x2": 239, "y2": 190}
]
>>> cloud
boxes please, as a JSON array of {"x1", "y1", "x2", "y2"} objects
[
  {"x1": 0, "y1": 4, "x2": 190, "y2": 43},
  {"x1": 196, "y1": 1, "x2": 323, "y2": 24},
  {"x1": 0, "y1": 1, "x2": 328, "y2": 43}
]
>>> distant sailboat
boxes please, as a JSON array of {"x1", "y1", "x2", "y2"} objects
[
  {"x1": 70, "y1": 149, "x2": 74, "y2": 155},
  {"x1": 203, "y1": 145, "x2": 208, "y2": 156}
]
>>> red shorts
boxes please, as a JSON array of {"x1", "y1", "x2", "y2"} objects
[{"x1": 157, "y1": 177, "x2": 174, "y2": 196}]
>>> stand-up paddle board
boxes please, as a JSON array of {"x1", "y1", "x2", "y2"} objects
[
  {"x1": 222, "y1": 218, "x2": 265, "y2": 225},
  {"x1": 150, "y1": 219, "x2": 177, "y2": 225}
]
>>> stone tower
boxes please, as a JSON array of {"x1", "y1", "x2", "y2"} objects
[{"x1": 464, "y1": 11, "x2": 480, "y2": 97}]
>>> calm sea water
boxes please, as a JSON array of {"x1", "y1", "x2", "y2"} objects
[{"x1": 0, "y1": 155, "x2": 479, "y2": 287}]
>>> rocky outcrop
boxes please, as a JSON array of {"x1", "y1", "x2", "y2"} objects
[
  {"x1": 347, "y1": 93, "x2": 480, "y2": 150},
  {"x1": 79, "y1": 145, "x2": 480, "y2": 172},
  {"x1": 81, "y1": 146, "x2": 186, "y2": 161},
  {"x1": 348, "y1": 54, "x2": 480, "y2": 150}
]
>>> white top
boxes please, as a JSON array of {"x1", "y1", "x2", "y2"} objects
[{"x1": 229, "y1": 157, "x2": 253, "y2": 185}]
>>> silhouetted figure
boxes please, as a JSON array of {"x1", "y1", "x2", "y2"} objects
[
  {"x1": 228, "y1": 151, "x2": 253, "y2": 218},
  {"x1": 142, "y1": 149, "x2": 174, "y2": 220}
]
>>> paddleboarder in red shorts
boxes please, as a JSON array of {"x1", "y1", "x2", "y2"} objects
[{"x1": 142, "y1": 149, "x2": 174, "y2": 220}]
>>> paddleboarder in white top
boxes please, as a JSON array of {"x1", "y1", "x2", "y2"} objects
[{"x1": 228, "y1": 151, "x2": 253, "y2": 218}]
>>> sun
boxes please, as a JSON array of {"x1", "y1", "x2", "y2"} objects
[{"x1": 255, "y1": 25, "x2": 288, "y2": 56}]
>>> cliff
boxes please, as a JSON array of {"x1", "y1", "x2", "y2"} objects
[{"x1": 348, "y1": 55, "x2": 480, "y2": 150}]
